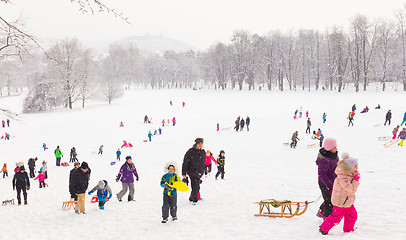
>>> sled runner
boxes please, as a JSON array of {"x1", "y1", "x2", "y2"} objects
[
  {"x1": 2, "y1": 199, "x2": 14, "y2": 206},
  {"x1": 62, "y1": 200, "x2": 77, "y2": 210},
  {"x1": 253, "y1": 199, "x2": 308, "y2": 218},
  {"x1": 384, "y1": 138, "x2": 400, "y2": 148},
  {"x1": 168, "y1": 181, "x2": 189, "y2": 192},
  {"x1": 307, "y1": 143, "x2": 318, "y2": 148},
  {"x1": 378, "y1": 136, "x2": 391, "y2": 141},
  {"x1": 90, "y1": 196, "x2": 109, "y2": 203}
]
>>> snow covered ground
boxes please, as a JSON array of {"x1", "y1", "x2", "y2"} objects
[{"x1": 0, "y1": 89, "x2": 405, "y2": 240}]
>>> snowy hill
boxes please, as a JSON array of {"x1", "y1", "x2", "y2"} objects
[{"x1": 0, "y1": 89, "x2": 405, "y2": 240}]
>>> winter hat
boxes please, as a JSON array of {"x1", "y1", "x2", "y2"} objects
[
  {"x1": 195, "y1": 138, "x2": 204, "y2": 144},
  {"x1": 3, "y1": 163, "x2": 6, "y2": 166},
  {"x1": 19, "y1": 165, "x2": 25, "y2": 171},
  {"x1": 74, "y1": 162, "x2": 80, "y2": 167},
  {"x1": 164, "y1": 162, "x2": 178, "y2": 174},
  {"x1": 81, "y1": 162, "x2": 89, "y2": 169},
  {"x1": 220, "y1": 150, "x2": 225, "y2": 154},
  {"x1": 125, "y1": 156, "x2": 132, "y2": 161},
  {"x1": 324, "y1": 138, "x2": 337, "y2": 151},
  {"x1": 97, "y1": 180, "x2": 105, "y2": 188},
  {"x1": 341, "y1": 152, "x2": 358, "y2": 170}
]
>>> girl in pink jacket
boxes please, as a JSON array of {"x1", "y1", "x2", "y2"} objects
[
  {"x1": 204, "y1": 150, "x2": 216, "y2": 176},
  {"x1": 319, "y1": 152, "x2": 360, "y2": 235},
  {"x1": 34, "y1": 171, "x2": 46, "y2": 188}
]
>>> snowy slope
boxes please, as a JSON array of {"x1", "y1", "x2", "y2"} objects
[{"x1": 0, "y1": 89, "x2": 405, "y2": 240}]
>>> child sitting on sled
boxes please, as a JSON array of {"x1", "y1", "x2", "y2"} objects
[
  {"x1": 88, "y1": 180, "x2": 112, "y2": 210},
  {"x1": 319, "y1": 152, "x2": 360, "y2": 235},
  {"x1": 160, "y1": 162, "x2": 181, "y2": 223}
]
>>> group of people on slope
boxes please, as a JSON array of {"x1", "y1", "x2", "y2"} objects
[{"x1": 234, "y1": 116, "x2": 250, "y2": 131}]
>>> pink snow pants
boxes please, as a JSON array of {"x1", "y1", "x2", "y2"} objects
[{"x1": 320, "y1": 205, "x2": 357, "y2": 233}]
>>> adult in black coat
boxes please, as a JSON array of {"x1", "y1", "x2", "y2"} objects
[
  {"x1": 240, "y1": 118, "x2": 245, "y2": 131},
  {"x1": 69, "y1": 162, "x2": 81, "y2": 200},
  {"x1": 182, "y1": 138, "x2": 206, "y2": 204},
  {"x1": 27, "y1": 157, "x2": 37, "y2": 178},
  {"x1": 12, "y1": 166, "x2": 30, "y2": 205},
  {"x1": 70, "y1": 162, "x2": 91, "y2": 213},
  {"x1": 246, "y1": 116, "x2": 251, "y2": 131},
  {"x1": 384, "y1": 110, "x2": 392, "y2": 126}
]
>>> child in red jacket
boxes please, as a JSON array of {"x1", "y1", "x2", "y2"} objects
[{"x1": 34, "y1": 171, "x2": 46, "y2": 188}]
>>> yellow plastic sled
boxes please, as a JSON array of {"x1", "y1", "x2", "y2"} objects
[{"x1": 168, "y1": 182, "x2": 189, "y2": 192}]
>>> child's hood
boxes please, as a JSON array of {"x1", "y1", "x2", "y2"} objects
[
  {"x1": 164, "y1": 162, "x2": 179, "y2": 174},
  {"x1": 98, "y1": 180, "x2": 108, "y2": 188}
]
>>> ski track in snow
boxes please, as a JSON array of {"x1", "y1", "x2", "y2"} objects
[{"x1": 0, "y1": 90, "x2": 405, "y2": 240}]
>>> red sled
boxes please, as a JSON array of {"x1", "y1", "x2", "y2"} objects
[
  {"x1": 61, "y1": 162, "x2": 70, "y2": 167},
  {"x1": 91, "y1": 195, "x2": 109, "y2": 203},
  {"x1": 128, "y1": 143, "x2": 133, "y2": 147}
]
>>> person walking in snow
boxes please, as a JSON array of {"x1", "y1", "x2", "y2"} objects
[
  {"x1": 12, "y1": 165, "x2": 30, "y2": 205},
  {"x1": 240, "y1": 118, "x2": 245, "y2": 131},
  {"x1": 1, "y1": 163, "x2": 8, "y2": 178},
  {"x1": 319, "y1": 134, "x2": 325, "y2": 148},
  {"x1": 116, "y1": 156, "x2": 139, "y2": 202},
  {"x1": 69, "y1": 162, "x2": 81, "y2": 201},
  {"x1": 215, "y1": 150, "x2": 226, "y2": 180},
  {"x1": 42, "y1": 143, "x2": 47, "y2": 151},
  {"x1": 1, "y1": 120, "x2": 4, "y2": 128},
  {"x1": 160, "y1": 163, "x2": 181, "y2": 223},
  {"x1": 204, "y1": 150, "x2": 216, "y2": 176},
  {"x1": 70, "y1": 147, "x2": 78, "y2": 163},
  {"x1": 299, "y1": 107, "x2": 303, "y2": 118},
  {"x1": 306, "y1": 111, "x2": 309, "y2": 118},
  {"x1": 392, "y1": 125, "x2": 400, "y2": 139},
  {"x1": 40, "y1": 161, "x2": 48, "y2": 179},
  {"x1": 348, "y1": 112, "x2": 354, "y2": 127},
  {"x1": 401, "y1": 112, "x2": 406, "y2": 126},
  {"x1": 172, "y1": 117, "x2": 176, "y2": 126},
  {"x1": 217, "y1": 123, "x2": 220, "y2": 132},
  {"x1": 148, "y1": 131, "x2": 153, "y2": 142},
  {"x1": 54, "y1": 146, "x2": 63, "y2": 166},
  {"x1": 306, "y1": 118, "x2": 311, "y2": 134},
  {"x1": 290, "y1": 131, "x2": 300, "y2": 148},
  {"x1": 98, "y1": 145, "x2": 103, "y2": 154},
  {"x1": 398, "y1": 128, "x2": 406, "y2": 146},
  {"x1": 316, "y1": 138, "x2": 338, "y2": 219},
  {"x1": 27, "y1": 157, "x2": 37, "y2": 178},
  {"x1": 88, "y1": 180, "x2": 112, "y2": 210},
  {"x1": 319, "y1": 153, "x2": 359, "y2": 235},
  {"x1": 71, "y1": 162, "x2": 91, "y2": 214},
  {"x1": 352, "y1": 104, "x2": 356, "y2": 112},
  {"x1": 34, "y1": 170, "x2": 46, "y2": 188},
  {"x1": 182, "y1": 138, "x2": 206, "y2": 204},
  {"x1": 384, "y1": 110, "x2": 392, "y2": 126},
  {"x1": 323, "y1": 113, "x2": 327, "y2": 123},
  {"x1": 234, "y1": 117, "x2": 240, "y2": 131},
  {"x1": 159, "y1": 127, "x2": 162, "y2": 135},
  {"x1": 116, "y1": 148, "x2": 121, "y2": 161},
  {"x1": 144, "y1": 115, "x2": 149, "y2": 124},
  {"x1": 246, "y1": 116, "x2": 251, "y2": 131},
  {"x1": 6, "y1": 119, "x2": 10, "y2": 127},
  {"x1": 294, "y1": 110, "x2": 298, "y2": 119}
]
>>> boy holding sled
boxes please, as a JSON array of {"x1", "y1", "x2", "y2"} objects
[
  {"x1": 88, "y1": 180, "x2": 112, "y2": 210},
  {"x1": 160, "y1": 163, "x2": 181, "y2": 223},
  {"x1": 319, "y1": 152, "x2": 360, "y2": 235}
]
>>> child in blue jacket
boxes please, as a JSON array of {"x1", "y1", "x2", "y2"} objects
[
  {"x1": 88, "y1": 180, "x2": 112, "y2": 210},
  {"x1": 116, "y1": 148, "x2": 121, "y2": 161},
  {"x1": 160, "y1": 162, "x2": 181, "y2": 223}
]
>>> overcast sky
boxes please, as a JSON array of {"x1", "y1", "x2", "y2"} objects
[{"x1": 2, "y1": 0, "x2": 406, "y2": 50}]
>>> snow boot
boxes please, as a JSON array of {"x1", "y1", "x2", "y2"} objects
[
  {"x1": 172, "y1": 217, "x2": 178, "y2": 221},
  {"x1": 161, "y1": 218, "x2": 168, "y2": 223},
  {"x1": 316, "y1": 209, "x2": 325, "y2": 219},
  {"x1": 319, "y1": 228, "x2": 328, "y2": 235}
]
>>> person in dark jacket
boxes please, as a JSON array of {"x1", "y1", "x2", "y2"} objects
[
  {"x1": 182, "y1": 138, "x2": 206, "y2": 204},
  {"x1": 27, "y1": 157, "x2": 37, "y2": 178},
  {"x1": 348, "y1": 112, "x2": 354, "y2": 127},
  {"x1": 6, "y1": 118, "x2": 10, "y2": 127},
  {"x1": 290, "y1": 131, "x2": 300, "y2": 148},
  {"x1": 13, "y1": 165, "x2": 30, "y2": 205},
  {"x1": 71, "y1": 162, "x2": 91, "y2": 214},
  {"x1": 306, "y1": 118, "x2": 311, "y2": 133},
  {"x1": 116, "y1": 156, "x2": 139, "y2": 202},
  {"x1": 69, "y1": 162, "x2": 81, "y2": 200},
  {"x1": 215, "y1": 150, "x2": 226, "y2": 180},
  {"x1": 351, "y1": 104, "x2": 356, "y2": 112},
  {"x1": 316, "y1": 138, "x2": 339, "y2": 218},
  {"x1": 234, "y1": 117, "x2": 240, "y2": 131},
  {"x1": 144, "y1": 115, "x2": 149, "y2": 124},
  {"x1": 240, "y1": 118, "x2": 245, "y2": 131},
  {"x1": 384, "y1": 110, "x2": 392, "y2": 126},
  {"x1": 246, "y1": 116, "x2": 250, "y2": 131},
  {"x1": 70, "y1": 147, "x2": 78, "y2": 163}
]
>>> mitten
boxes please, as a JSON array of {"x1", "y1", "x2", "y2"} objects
[
  {"x1": 136, "y1": 177, "x2": 139, "y2": 181},
  {"x1": 115, "y1": 176, "x2": 120, "y2": 182},
  {"x1": 353, "y1": 171, "x2": 360, "y2": 181},
  {"x1": 182, "y1": 177, "x2": 189, "y2": 186},
  {"x1": 108, "y1": 194, "x2": 112, "y2": 200},
  {"x1": 88, "y1": 191, "x2": 93, "y2": 195}
]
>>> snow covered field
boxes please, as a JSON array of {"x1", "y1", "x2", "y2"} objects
[{"x1": 0, "y1": 89, "x2": 405, "y2": 240}]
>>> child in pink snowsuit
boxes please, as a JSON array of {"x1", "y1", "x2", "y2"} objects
[
  {"x1": 320, "y1": 152, "x2": 360, "y2": 235},
  {"x1": 34, "y1": 171, "x2": 46, "y2": 188},
  {"x1": 204, "y1": 151, "x2": 217, "y2": 176}
]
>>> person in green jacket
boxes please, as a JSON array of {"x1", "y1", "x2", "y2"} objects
[{"x1": 54, "y1": 146, "x2": 63, "y2": 166}]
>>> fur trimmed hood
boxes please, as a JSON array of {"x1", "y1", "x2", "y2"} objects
[
  {"x1": 164, "y1": 162, "x2": 179, "y2": 174},
  {"x1": 336, "y1": 160, "x2": 352, "y2": 175}
]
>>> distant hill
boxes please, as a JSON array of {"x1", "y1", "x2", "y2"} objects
[{"x1": 115, "y1": 35, "x2": 197, "y2": 53}]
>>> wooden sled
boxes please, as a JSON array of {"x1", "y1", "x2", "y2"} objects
[
  {"x1": 384, "y1": 138, "x2": 400, "y2": 148},
  {"x1": 62, "y1": 200, "x2": 78, "y2": 210},
  {"x1": 2, "y1": 199, "x2": 14, "y2": 206},
  {"x1": 221, "y1": 127, "x2": 231, "y2": 131},
  {"x1": 283, "y1": 142, "x2": 290, "y2": 146},
  {"x1": 373, "y1": 124, "x2": 382, "y2": 127},
  {"x1": 253, "y1": 199, "x2": 308, "y2": 218},
  {"x1": 307, "y1": 143, "x2": 318, "y2": 149},
  {"x1": 378, "y1": 136, "x2": 391, "y2": 141}
]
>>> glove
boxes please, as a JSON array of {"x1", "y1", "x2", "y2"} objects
[
  {"x1": 108, "y1": 194, "x2": 112, "y2": 200},
  {"x1": 353, "y1": 171, "x2": 360, "y2": 181},
  {"x1": 88, "y1": 191, "x2": 93, "y2": 195},
  {"x1": 27, "y1": 186, "x2": 30, "y2": 190},
  {"x1": 115, "y1": 176, "x2": 120, "y2": 182},
  {"x1": 136, "y1": 177, "x2": 139, "y2": 181},
  {"x1": 13, "y1": 187, "x2": 15, "y2": 191},
  {"x1": 182, "y1": 177, "x2": 189, "y2": 186}
]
